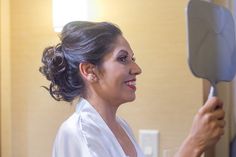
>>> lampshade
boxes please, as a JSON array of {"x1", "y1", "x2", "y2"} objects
[{"x1": 53, "y1": 0, "x2": 89, "y2": 32}]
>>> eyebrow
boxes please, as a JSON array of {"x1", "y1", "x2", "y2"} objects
[{"x1": 118, "y1": 49, "x2": 134, "y2": 56}]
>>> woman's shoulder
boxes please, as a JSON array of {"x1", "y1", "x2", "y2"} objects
[
  {"x1": 56, "y1": 113, "x2": 83, "y2": 139},
  {"x1": 56, "y1": 99, "x2": 106, "y2": 139},
  {"x1": 54, "y1": 103, "x2": 117, "y2": 156},
  {"x1": 57, "y1": 98, "x2": 95, "y2": 136},
  {"x1": 52, "y1": 113, "x2": 92, "y2": 157}
]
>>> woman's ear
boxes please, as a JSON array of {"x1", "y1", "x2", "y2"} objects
[{"x1": 79, "y1": 62, "x2": 98, "y2": 83}]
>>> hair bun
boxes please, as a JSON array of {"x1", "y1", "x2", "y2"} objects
[
  {"x1": 40, "y1": 21, "x2": 121, "y2": 102},
  {"x1": 40, "y1": 44, "x2": 67, "y2": 81}
]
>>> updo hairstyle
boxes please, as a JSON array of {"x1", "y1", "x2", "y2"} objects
[{"x1": 39, "y1": 21, "x2": 122, "y2": 102}]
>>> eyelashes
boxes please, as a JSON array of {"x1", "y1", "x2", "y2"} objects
[
  {"x1": 117, "y1": 55, "x2": 136, "y2": 63},
  {"x1": 118, "y1": 55, "x2": 128, "y2": 62}
]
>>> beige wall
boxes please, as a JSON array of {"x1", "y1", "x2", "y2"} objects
[
  {"x1": 2, "y1": 0, "x2": 203, "y2": 157},
  {"x1": 1, "y1": 0, "x2": 12, "y2": 156},
  {"x1": 0, "y1": 0, "x2": 1, "y2": 155},
  {"x1": 0, "y1": 0, "x2": 1, "y2": 154}
]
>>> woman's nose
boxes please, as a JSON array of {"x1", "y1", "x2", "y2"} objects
[{"x1": 130, "y1": 62, "x2": 142, "y2": 75}]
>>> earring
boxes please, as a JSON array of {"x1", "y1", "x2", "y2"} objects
[{"x1": 88, "y1": 74, "x2": 95, "y2": 81}]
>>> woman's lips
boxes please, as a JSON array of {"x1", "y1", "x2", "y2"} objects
[{"x1": 125, "y1": 79, "x2": 136, "y2": 90}]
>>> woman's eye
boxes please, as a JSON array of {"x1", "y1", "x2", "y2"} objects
[
  {"x1": 118, "y1": 56, "x2": 128, "y2": 62},
  {"x1": 118, "y1": 55, "x2": 136, "y2": 64}
]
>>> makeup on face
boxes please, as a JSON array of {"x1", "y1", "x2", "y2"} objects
[{"x1": 116, "y1": 50, "x2": 135, "y2": 65}]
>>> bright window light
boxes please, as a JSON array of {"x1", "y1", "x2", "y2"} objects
[{"x1": 53, "y1": 0, "x2": 89, "y2": 32}]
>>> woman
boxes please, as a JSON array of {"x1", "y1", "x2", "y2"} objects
[{"x1": 39, "y1": 21, "x2": 225, "y2": 157}]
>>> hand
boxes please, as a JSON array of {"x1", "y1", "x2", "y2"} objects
[
  {"x1": 174, "y1": 97, "x2": 225, "y2": 157},
  {"x1": 189, "y1": 97, "x2": 225, "y2": 154}
]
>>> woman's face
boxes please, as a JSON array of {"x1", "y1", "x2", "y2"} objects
[{"x1": 96, "y1": 35, "x2": 142, "y2": 105}]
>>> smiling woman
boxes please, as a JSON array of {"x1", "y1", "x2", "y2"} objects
[
  {"x1": 39, "y1": 21, "x2": 225, "y2": 157},
  {"x1": 40, "y1": 21, "x2": 144, "y2": 157}
]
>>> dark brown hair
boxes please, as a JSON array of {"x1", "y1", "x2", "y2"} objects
[{"x1": 39, "y1": 21, "x2": 122, "y2": 102}]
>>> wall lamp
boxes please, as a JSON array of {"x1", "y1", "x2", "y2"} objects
[{"x1": 53, "y1": 0, "x2": 89, "y2": 32}]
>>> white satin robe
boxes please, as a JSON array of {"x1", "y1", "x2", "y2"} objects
[{"x1": 52, "y1": 98, "x2": 145, "y2": 157}]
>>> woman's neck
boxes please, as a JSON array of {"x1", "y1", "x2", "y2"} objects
[{"x1": 85, "y1": 94, "x2": 120, "y2": 127}]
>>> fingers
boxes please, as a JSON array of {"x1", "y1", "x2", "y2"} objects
[
  {"x1": 217, "y1": 119, "x2": 226, "y2": 128},
  {"x1": 213, "y1": 125, "x2": 225, "y2": 137},
  {"x1": 189, "y1": 97, "x2": 225, "y2": 151},
  {"x1": 202, "y1": 106, "x2": 225, "y2": 128},
  {"x1": 210, "y1": 108, "x2": 225, "y2": 120},
  {"x1": 200, "y1": 97, "x2": 223, "y2": 114},
  {"x1": 210, "y1": 118, "x2": 225, "y2": 129}
]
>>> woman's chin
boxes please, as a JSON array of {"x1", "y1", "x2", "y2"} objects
[{"x1": 124, "y1": 95, "x2": 136, "y2": 103}]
